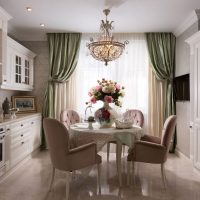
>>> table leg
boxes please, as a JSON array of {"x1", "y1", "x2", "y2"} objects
[{"x1": 116, "y1": 140, "x2": 122, "y2": 186}]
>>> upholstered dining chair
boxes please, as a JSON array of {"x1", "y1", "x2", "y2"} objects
[
  {"x1": 60, "y1": 109, "x2": 80, "y2": 129},
  {"x1": 107, "y1": 109, "x2": 144, "y2": 162},
  {"x1": 127, "y1": 115, "x2": 177, "y2": 188},
  {"x1": 43, "y1": 118, "x2": 102, "y2": 200}
]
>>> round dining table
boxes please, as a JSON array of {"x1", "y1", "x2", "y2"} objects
[{"x1": 69, "y1": 122, "x2": 144, "y2": 186}]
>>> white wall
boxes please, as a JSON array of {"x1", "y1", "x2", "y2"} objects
[
  {"x1": 175, "y1": 22, "x2": 198, "y2": 158},
  {"x1": 0, "y1": 89, "x2": 20, "y2": 107},
  {"x1": 175, "y1": 102, "x2": 190, "y2": 157},
  {"x1": 176, "y1": 22, "x2": 198, "y2": 76}
]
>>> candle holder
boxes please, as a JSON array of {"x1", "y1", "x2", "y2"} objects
[{"x1": 9, "y1": 108, "x2": 19, "y2": 119}]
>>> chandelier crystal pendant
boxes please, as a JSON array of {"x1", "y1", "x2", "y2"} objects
[{"x1": 87, "y1": 9, "x2": 128, "y2": 66}]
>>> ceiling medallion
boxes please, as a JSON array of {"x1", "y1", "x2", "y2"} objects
[{"x1": 87, "y1": 9, "x2": 128, "y2": 66}]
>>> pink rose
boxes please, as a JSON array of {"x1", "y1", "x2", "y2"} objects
[
  {"x1": 88, "y1": 92, "x2": 92, "y2": 97},
  {"x1": 90, "y1": 97, "x2": 97, "y2": 104},
  {"x1": 95, "y1": 85, "x2": 102, "y2": 92},
  {"x1": 104, "y1": 96, "x2": 113, "y2": 103},
  {"x1": 115, "y1": 84, "x2": 121, "y2": 90}
]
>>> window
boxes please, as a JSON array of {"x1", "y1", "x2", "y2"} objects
[{"x1": 74, "y1": 33, "x2": 149, "y2": 126}]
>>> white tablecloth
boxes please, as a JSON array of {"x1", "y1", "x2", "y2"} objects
[{"x1": 69, "y1": 122, "x2": 144, "y2": 151}]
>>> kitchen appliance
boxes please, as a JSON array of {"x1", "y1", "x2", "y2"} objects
[{"x1": 0, "y1": 125, "x2": 6, "y2": 168}]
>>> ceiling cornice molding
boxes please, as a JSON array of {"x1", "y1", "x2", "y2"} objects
[
  {"x1": 173, "y1": 11, "x2": 198, "y2": 37},
  {"x1": 0, "y1": 6, "x2": 12, "y2": 21}
]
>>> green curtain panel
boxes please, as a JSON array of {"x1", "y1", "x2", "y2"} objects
[
  {"x1": 42, "y1": 33, "x2": 82, "y2": 148},
  {"x1": 146, "y1": 32, "x2": 176, "y2": 151}
]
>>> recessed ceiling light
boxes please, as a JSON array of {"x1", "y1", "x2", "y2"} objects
[
  {"x1": 40, "y1": 23, "x2": 45, "y2": 27},
  {"x1": 26, "y1": 7, "x2": 32, "y2": 12}
]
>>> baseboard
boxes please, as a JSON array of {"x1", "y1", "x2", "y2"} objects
[{"x1": 175, "y1": 149, "x2": 191, "y2": 161}]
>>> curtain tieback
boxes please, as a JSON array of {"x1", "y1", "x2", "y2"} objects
[{"x1": 167, "y1": 78, "x2": 173, "y2": 84}]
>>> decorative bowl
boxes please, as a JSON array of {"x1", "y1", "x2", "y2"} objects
[{"x1": 115, "y1": 118, "x2": 133, "y2": 129}]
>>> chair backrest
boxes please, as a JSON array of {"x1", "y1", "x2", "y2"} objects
[
  {"x1": 60, "y1": 109, "x2": 80, "y2": 129},
  {"x1": 123, "y1": 109, "x2": 144, "y2": 127},
  {"x1": 43, "y1": 118, "x2": 70, "y2": 170},
  {"x1": 161, "y1": 115, "x2": 177, "y2": 151}
]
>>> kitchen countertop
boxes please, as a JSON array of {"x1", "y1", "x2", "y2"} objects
[{"x1": 0, "y1": 113, "x2": 42, "y2": 125}]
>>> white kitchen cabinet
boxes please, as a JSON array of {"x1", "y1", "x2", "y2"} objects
[
  {"x1": 0, "y1": 8, "x2": 36, "y2": 91},
  {"x1": 186, "y1": 31, "x2": 200, "y2": 171},
  {"x1": 2, "y1": 113, "x2": 42, "y2": 172},
  {"x1": 9, "y1": 119, "x2": 31, "y2": 168},
  {"x1": 1, "y1": 36, "x2": 36, "y2": 91},
  {"x1": 0, "y1": 7, "x2": 12, "y2": 86}
]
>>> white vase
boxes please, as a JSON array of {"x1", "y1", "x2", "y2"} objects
[{"x1": 95, "y1": 102, "x2": 117, "y2": 128}]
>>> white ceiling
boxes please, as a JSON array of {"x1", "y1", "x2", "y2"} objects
[{"x1": 0, "y1": 0, "x2": 200, "y2": 41}]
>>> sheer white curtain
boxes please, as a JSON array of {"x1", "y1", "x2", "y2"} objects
[{"x1": 73, "y1": 33, "x2": 149, "y2": 129}]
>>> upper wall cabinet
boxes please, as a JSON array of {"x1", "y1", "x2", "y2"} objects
[
  {"x1": 0, "y1": 7, "x2": 12, "y2": 88},
  {"x1": 1, "y1": 37, "x2": 36, "y2": 91}
]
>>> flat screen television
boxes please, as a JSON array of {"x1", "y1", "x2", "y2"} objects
[{"x1": 173, "y1": 74, "x2": 190, "y2": 101}]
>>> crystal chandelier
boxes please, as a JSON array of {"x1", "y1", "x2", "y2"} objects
[{"x1": 87, "y1": 9, "x2": 128, "y2": 66}]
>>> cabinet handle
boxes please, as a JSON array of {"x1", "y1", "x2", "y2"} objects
[
  {"x1": 21, "y1": 134, "x2": 23, "y2": 137},
  {"x1": 3, "y1": 80, "x2": 7, "y2": 82},
  {"x1": 189, "y1": 125, "x2": 192, "y2": 128},
  {"x1": 21, "y1": 141, "x2": 24, "y2": 145},
  {"x1": 21, "y1": 124, "x2": 23, "y2": 127},
  {"x1": 7, "y1": 128, "x2": 10, "y2": 131},
  {"x1": 31, "y1": 122, "x2": 34, "y2": 124}
]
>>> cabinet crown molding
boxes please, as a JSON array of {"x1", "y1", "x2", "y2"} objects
[
  {"x1": 7, "y1": 36, "x2": 36, "y2": 58},
  {"x1": 173, "y1": 11, "x2": 198, "y2": 37}
]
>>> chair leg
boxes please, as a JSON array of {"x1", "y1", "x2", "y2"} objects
[
  {"x1": 132, "y1": 162, "x2": 136, "y2": 184},
  {"x1": 127, "y1": 161, "x2": 131, "y2": 185},
  {"x1": 161, "y1": 163, "x2": 167, "y2": 189},
  {"x1": 49, "y1": 167, "x2": 55, "y2": 192},
  {"x1": 107, "y1": 143, "x2": 110, "y2": 162},
  {"x1": 122, "y1": 145, "x2": 126, "y2": 156},
  {"x1": 66, "y1": 171, "x2": 70, "y2": 200},
  {"x1": 97, "y1": 163, "x2": 101, "y2": 194}
]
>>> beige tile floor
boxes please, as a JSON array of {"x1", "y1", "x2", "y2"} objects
[{"x1": 0, "y1": 150, "x2": 200, "y2": 200}]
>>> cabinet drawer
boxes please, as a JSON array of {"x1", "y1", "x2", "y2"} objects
[
  {"x1": 10, "y1": 120, "x2": 30, "y2": 132},
  {"x1": 10, "y1": 129, "x2": 30, "y2": 146},
  {"x1": 29, "y1": 117, "x2": 42, "y2": 125},
  {"x1": 11, "y1": 136, "x2": 29, "y2": 150}
]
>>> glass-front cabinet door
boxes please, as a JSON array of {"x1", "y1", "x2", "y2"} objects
[
  {"x1": 24, "y1": 59, "x2": 30, "y2": 85},
  {"x1": 15, "y1": 55, "x2": 22, "y2": 84},
  {"x1": 14, "y1": 55, "x2": 32, "y2": 87}
]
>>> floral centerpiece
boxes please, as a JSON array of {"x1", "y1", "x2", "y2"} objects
[{"x1": 87, "y1": 78, "x2": 125, "y2": 128}]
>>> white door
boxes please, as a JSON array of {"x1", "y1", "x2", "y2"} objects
[{"x1": 193, "y1": 42, "x2": 200, "y2": 170}]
